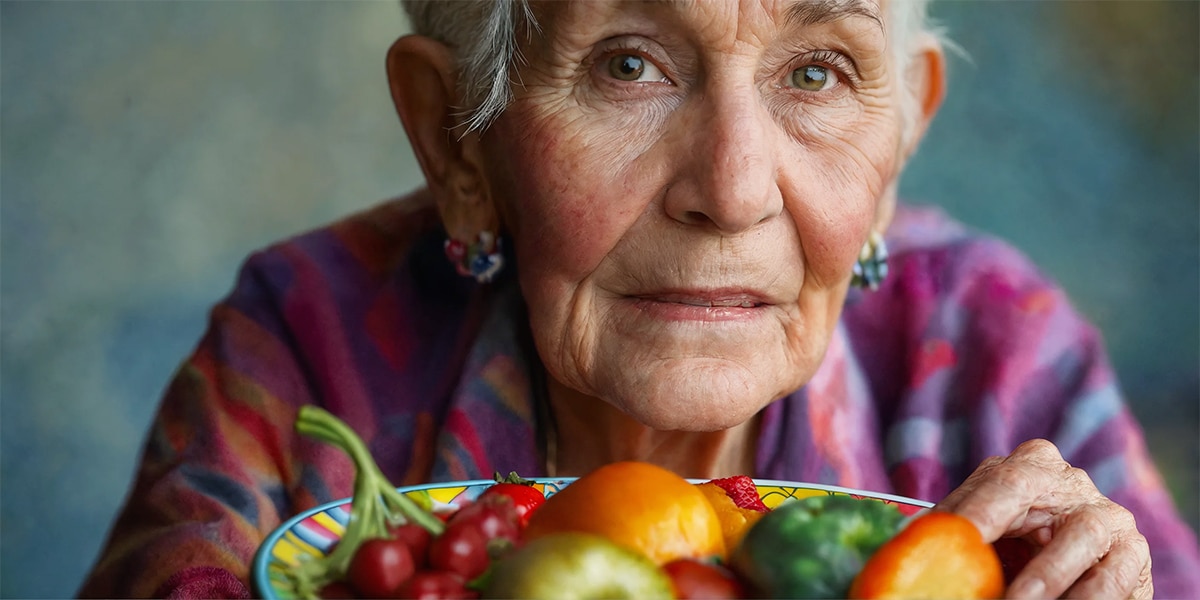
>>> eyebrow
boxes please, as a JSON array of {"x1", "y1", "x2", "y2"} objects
[{"x1": 784, "y1": 0, "x2": 883, "y2": 30}]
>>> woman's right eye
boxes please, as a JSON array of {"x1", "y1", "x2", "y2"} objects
[{"x1": 606, "y1": 54, "x2": 667, "y2": 83}]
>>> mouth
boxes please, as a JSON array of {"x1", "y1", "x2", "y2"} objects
[
  {"x1": 627, "y1": 289, "x2": 774, "y2": 322},
  {"x1": 640, "y1": 292, "x2": 768, "y2": 308}
]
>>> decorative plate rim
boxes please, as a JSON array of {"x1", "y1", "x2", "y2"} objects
[{"x1": 251, "y1": 478, "x2": 933, "y2": 599}]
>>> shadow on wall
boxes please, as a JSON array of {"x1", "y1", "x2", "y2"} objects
[{"x1": 0, "y1": 1, "x2": 1196, "y2": 598}]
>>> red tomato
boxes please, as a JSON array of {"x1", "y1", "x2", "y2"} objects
[
  {"x1": 427, "y1": 522, "x2": 491, "y2": 580},
  {"x1": 389, "y1": 523, "x2": 433, "y2": 567},
  {"x1": 397, "y1": 571, "x2": 476, "y2": 599},
  {"x1": 479, "y1": 483, "x2": 545, "y2": 527},
  {"x1": 662, "y1": 558, "x2": 746, "y2": 600},
  {"x1": 447, "y1": 495, "x2": 521, "y2": 544},
  {"x1": 347, "y1": 538, "x2": 416, "y2": 599}
]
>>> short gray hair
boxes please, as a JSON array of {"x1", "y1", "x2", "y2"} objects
[
  {"x1": 401, "y1": 0, "x2": 537, "y2": 133},
  {"x1": 401, "y1": 0, "x2": 946, "y2": 135}
]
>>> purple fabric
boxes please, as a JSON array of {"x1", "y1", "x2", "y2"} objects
[{"x1": 77, "y1": 193, "x2": 1200, "y2": 598}]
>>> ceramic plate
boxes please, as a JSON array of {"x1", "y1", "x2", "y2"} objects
[{"x1": 252, "y1": 478, "x2": 932, "y2": 599}]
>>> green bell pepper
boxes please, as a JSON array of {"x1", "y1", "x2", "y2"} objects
[{"x1": 730, "y1": 494, "x2": 904, "y2": 599}]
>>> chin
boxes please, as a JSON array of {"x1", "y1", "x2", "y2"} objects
[{"x1": 607, "y1": 360, "x2": 783, "y2": 432}]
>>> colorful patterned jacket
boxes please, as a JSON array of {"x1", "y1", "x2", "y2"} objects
[{"x1": 78, "y1": 191, "x2": 1200, "y2": 598}]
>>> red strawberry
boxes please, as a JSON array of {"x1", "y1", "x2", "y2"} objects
[{"x1": 707, "y1": 475, "x2": 768, "y2": 512}]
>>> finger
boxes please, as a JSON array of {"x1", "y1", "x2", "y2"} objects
[
  {"x1": 940, "y1": 443, "x2": 1070, "y2": 541},
  {"x1": 935, "y1": 455, "x2": 1005, "y2": 513},
  {"x1": 1062, "y1": 533, "x2": 1152, "y2": 600},
  {"x1": 1005, "y1": 506, "x2": 1112, "y2": 599}
]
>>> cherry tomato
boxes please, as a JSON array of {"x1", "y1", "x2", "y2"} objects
[
  {"x1": 389, "y1": 523, "x2": 434, "y2": 567},
  {"x1": 347, "y1": 538, "x2": 416, "y2": 599},
  {"x1": 662, "y1": 558, "x2": 746, "y2": 600},
  {"x1": 479, "y1": 483, "x2": 545, "y2": 527},
  {"x1": 397, "y1": 571, "x2": 477, "y2": 599},
  {"x1": 427, "y1": 522, "x2": 491, "y2": 580}
]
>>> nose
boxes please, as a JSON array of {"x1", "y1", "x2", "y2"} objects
[{"x1": 663, "y1": 82, "x2": 783, "y2": 234}]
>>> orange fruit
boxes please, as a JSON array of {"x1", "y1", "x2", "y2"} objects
[
  {"x1": 522, "y1": 461, "x2": 726, "y2": 564},
  {"x1": 695, "y1": 482, "x2": 766, "y2": 552}
]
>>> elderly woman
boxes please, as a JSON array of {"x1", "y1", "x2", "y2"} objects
[{"x1": 80, "y1": 1, "x2": 1198, "y2": 598}]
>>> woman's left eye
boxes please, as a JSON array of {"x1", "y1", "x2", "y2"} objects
[
  {"x1": 789, "y1": 65, "x2": 836, "y2": 92},
  {"x1": 606, "y1": 53, "x2": 667, "y2": 83}
]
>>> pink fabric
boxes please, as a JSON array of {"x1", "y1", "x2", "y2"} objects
[{"x1": 156, "y1": 567, "x2": 251, "y2": 600}]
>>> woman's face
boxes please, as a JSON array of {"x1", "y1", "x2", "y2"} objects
[{"x1": 480, "y1": 0, "x2": 904, "y2": 431}]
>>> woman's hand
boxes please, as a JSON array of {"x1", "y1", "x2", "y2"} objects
[{"x1": 936, "y1": 439, "x2": 1152, "y2": 599}]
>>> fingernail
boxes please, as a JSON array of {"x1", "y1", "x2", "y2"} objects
[{"x1": 1008, "y1": 577, "x2": 1046, "y2": 599}]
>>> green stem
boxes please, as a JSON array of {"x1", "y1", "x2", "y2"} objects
[
  {"x1": 295, "y1": 406, "x2": 444, "y2": 534},
  {"x1": 288, "y1": 406, "x2": 445, "y2": 598}
]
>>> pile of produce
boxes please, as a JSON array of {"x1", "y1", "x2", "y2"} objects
[{"x1": 284, "y1": 406, "x2": 1005, "y2": 599}]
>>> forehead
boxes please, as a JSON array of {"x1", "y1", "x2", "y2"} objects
[{"x1": 530, "y1": 0, "x2": 889, "y2": 37}]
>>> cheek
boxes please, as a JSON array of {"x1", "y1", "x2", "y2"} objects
[
  {"x1": 786, "y1": 113, "x2": 902, "y2": 284},
  {"x1": 487, "y1": 109, "x2": 651, "y2": 287}
]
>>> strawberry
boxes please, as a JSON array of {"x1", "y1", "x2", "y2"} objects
[{"x1": 707, "y1": 475, "x2": 768, "y2": 512}]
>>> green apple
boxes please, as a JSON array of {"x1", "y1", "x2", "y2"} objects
[{"x1": 484, "y1": 532, "x2": 674, "y2": 599}]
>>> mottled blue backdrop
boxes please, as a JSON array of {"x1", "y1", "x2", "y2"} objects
[{"x1": 2, "y1": 2, "x2": 1196, "y2": 597}]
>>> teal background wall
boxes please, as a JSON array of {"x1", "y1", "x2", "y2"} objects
[{"x1": 1, "y1": 2, "x2": 1196, "y2": 597}]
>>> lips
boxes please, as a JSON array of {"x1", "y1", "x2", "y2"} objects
[
  {"x1": 646, "y1": 293, "x2": 766, "y2": 308},
  {"x1": 620, "y1": 288, "x2": 778, "y2": 324}
]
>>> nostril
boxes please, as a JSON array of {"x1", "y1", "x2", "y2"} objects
[{"x1": 681, "y1": 210, "x2": 712, "y2": 226}]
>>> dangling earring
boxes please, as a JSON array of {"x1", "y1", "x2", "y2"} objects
[
  {"x1": 444, "y1": 231, "x2": 505, "y2": 283},
  {"x1": 851, "y1": 230, "x2": 888, "y2": 290}
]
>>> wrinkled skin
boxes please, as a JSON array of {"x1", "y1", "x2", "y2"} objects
[
  {"x1": 385, "y1": 0, "x2": 1153, "y2": 597},
  {"x1": 938, "y1": 439, "x2": 1152, "y2": 599},
  {"x1": 484, "y1": 0, "x2": 902, "y2": 436}
]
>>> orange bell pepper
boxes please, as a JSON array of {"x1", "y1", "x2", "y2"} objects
[{"x1": 849, "y1": 511, "x2": 1005, "y2": 599}]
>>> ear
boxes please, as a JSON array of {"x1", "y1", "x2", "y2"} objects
[
  {"x1": 900, "y1": 34, "x2": 947, "y2": 161},
  {"x1": 387, "y1": 35, "x2": 496, "y2": 241}
]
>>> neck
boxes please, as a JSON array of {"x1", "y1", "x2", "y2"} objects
[{"x1": 543, "y1": 377, "x2": 760, "y2": 479}]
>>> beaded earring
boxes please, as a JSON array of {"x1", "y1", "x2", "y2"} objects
[
  {"x1": 851, "y1": 231, "x2": 888, "y2": 290},
  {"x1": 444, "y1": 231, "x2": 504, "y2": 283}
]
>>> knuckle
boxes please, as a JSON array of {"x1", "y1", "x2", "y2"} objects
[
  {"x1": 1064, "y1": 465, "x2": 1102, "y2": 494},
  {"x1": 1074, "y1": 509, "x2": 1113, "y2": 549},
  {"x1": 1065, "y1": 464, "x2": 1090, "y2": 483},
  {"x1": 1016, "y1": 438, "x2": 1063, "y2": 462},
  {"x1": 1132, "y1": 530, "x2": 1149, "y2": 548},
  {"x1": 1113, "y1": 505, "x2": 1141, "y2": 533}
]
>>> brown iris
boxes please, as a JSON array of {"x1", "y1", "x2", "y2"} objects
[{"x1": 609, "y1": 54, "x2": 646, "y2": 81}]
